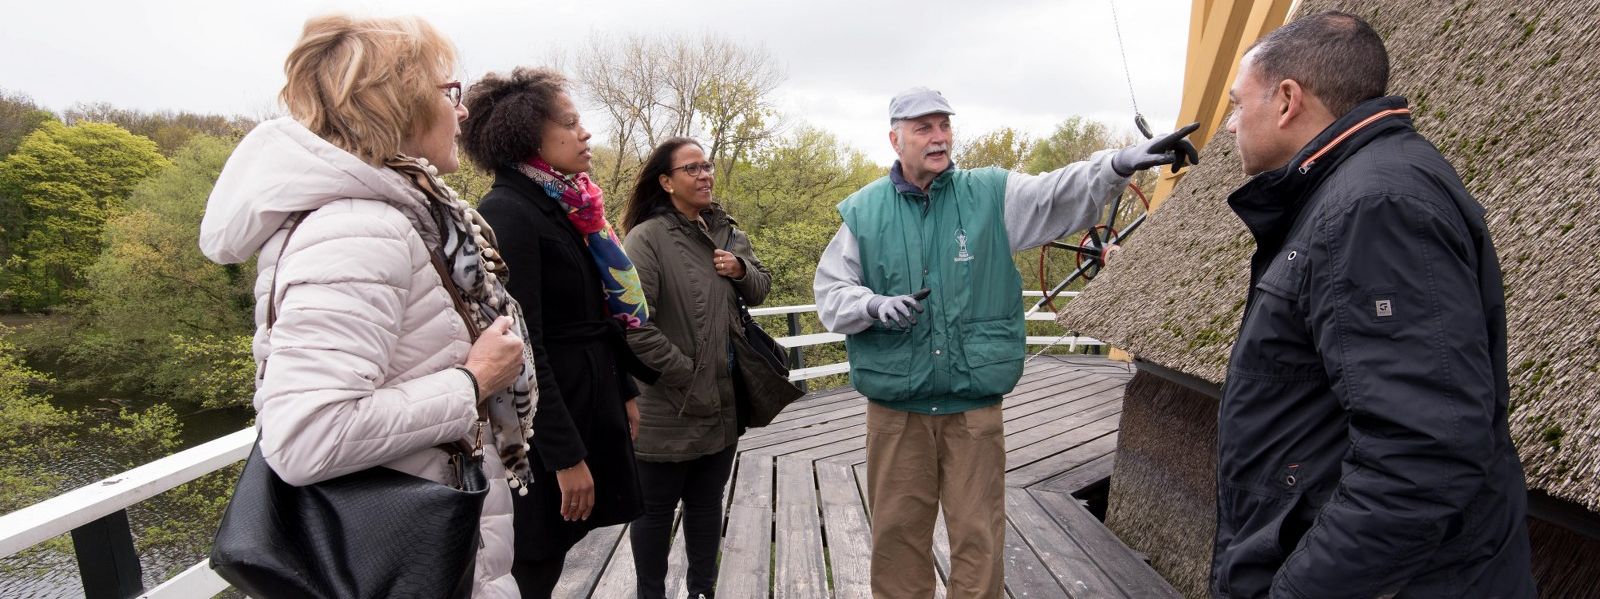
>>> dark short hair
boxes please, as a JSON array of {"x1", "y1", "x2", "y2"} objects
[
  {"x1": 459, "y1": 67, "x2": 567, "y2": 171},
  {"x1": 1249, "y1": 10, "x2": 1389, "y2": 117},
  {"x1": 623, "y1": 137, "x2": 703, "y2": 233}
]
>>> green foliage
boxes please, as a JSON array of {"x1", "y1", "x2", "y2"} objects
[
  {"x1": 442, "y1": 156, "x2": 496, "y2": 206},
  {"x1": 3, "y1": 320, "x2": 238, "y2": 579},
  {"x1": 64, "y1": 102, "x2": 256, "y2": 156},
  {"x1": 0, "y1": 120, "x2": 170, "y2": 311},
  {"x1": 90, "y1": 403, "x2": 183, "y2": 459},
  {"x1": 81, "y1": 135, "x2": 251, "y2": 336},
  {"x1": 719, "y1": 126, "x2": 877, "y2": 239},
  {"x1": 0, "y1": 325, "x2": 75, "y2": 514},
  {"x1": 696, "y1": 74, "x2": 779, "y2": 187},
  {"x1": 1024, "y1": 116, "x2": 1118, "y2": 174},
  {"x1": 65, "y1": 134, "x2": 256, "y2": 408},
  {"x1": 164, "y1": 334, "x2": 255, "y2": 410},
  {"x1": 134, "y1": 464, "x2": 242, "y2": 578},
  {"x1": 956, "y1": 127, "x2": 1034, "y2": 171}
]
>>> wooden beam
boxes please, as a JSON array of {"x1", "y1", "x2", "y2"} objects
[
  {"x1": 1109, "y1": 0, "x2": 1295, "y2": 364},
  {"x1": 1148, "y1": 0, "x2": 1296, "y2": 212}
]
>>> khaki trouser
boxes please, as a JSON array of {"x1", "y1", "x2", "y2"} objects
[{"x1": 866, "y1": 401, "x2": 1006, "y2": 599}]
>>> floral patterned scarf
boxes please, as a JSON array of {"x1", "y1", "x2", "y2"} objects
[{"x1": 516, "y1": 158, "x2": 649, "y2": 328}]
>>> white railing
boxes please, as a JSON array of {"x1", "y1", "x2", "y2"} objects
[{"x1": 0, "y1": 293, "x2": 1101, "y2": 598}]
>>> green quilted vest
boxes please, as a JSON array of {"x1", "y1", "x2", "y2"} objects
[{"x1": 838, "y1": 166, "x2": 1026, "y2": 414}]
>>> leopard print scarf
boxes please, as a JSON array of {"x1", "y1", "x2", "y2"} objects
[{"x1": 388, "y1": 156, "x2": 537, "y2": 495}]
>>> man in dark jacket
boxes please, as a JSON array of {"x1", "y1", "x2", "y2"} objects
[{"x1": 1215, "y1": 10, "x2": 1534, "y2": 598}]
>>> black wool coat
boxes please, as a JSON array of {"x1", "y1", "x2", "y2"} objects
[
  {"x1": 476, "y1": 168, "x2": 653, "y2": 560},
  {"x1": 1215, "y1": 96, "x2": 1534, "y2": 598}
]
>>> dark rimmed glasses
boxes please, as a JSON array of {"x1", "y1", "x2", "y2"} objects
[
  {"x1": 439, "y1": 81, "x2": 462, "y2": 107},
  {"x1": 670, "y1": 161, "x2": 715, "y2": 176}
]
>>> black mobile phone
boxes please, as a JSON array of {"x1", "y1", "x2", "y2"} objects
[{"x1": 911, "y1": 287, "x2": 932, "y2": 301}]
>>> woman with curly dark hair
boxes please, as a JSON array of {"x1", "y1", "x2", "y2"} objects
[{"x1": 459, "y1": 67, "x2": 652, "y2": 598}]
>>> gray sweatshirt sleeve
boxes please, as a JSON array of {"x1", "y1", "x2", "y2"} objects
[
  {"x1": 1003, "y1": 148, "x2": 1129, "y2": 251},
  {"x1": 813, "y1": 223, "x2": 876, "y2": 334}
]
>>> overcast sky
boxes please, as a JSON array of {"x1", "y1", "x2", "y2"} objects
[{"x1": 0, "y1": 0, "x2": 1191, "y2": 165}]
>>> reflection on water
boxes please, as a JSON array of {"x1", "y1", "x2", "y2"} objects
[{"x1": 0, "y1": 385, "x2": 253, "y2": 597}]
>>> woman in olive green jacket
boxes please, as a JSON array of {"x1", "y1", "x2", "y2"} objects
[{"x1": 620, "y1": 137, "x2": 771, "y2": 599}]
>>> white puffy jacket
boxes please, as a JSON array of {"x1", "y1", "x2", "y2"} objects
[{"x1": 199, "y1": 118, "x2": 517, "y2": 598}]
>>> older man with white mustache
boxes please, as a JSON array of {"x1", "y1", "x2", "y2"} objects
[{"x1": 814, "y1": 87, "x2": 1199, "y2": 598}]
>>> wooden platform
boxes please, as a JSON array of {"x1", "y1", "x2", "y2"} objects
[{"x1": 552, "y1": 355, "x2": 1179, "y2": 598}]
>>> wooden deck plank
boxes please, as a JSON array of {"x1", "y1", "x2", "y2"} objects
[
  {"x1": 740, "y1": 391, "x2": 864, "y2": 437},
  {"x1": 816, "y1": 461, "x2": 873, "y2": 599},
  {"x1": 552, "y1": 523, "x2": 624, "y2": 598},
  {"x1": 774, "y1": 457, "x2": 829, "y2": 598},
  {"x1": 585, "y1": 523, "x2": 638, "y2": 598},
  {"x1": 743, "y1": 365, "x2": 1090, "y2": 454},
  {"x1": 1030, "y1": 489, "x2": 1181, "y2": 598},
  {"x1": 997, "y1": 373, "x2": 1117, "y2": 420},
  {"x1": 750, "y1": 359, "x2": 1070, "y2": 439},
  {"x1": 1003, "y1": 487, "x2": 1124, "y2": 597},
  {"x1": 1006, "y1": 420, "x2": 1122, "y2": 488},
  {"x1": 1003, "y1": 399, "x2": 1123, "y2": 464},
  {"x1": 999, "y1": 383, "x2": 1124, "y2": 447},
  {"x1": 716, "y1": 454, "x2": 773, "y2": 598},
  {"x1": 1001, "y1": 502, "x2": 1073, "y2": 598},
  {"x1": 1033, "y1": 452, "x2": 1118, "y2": 496},
  {"x1": 566, "y1": 356, "x2": 1165, "y2": 597},
  {"x1": 743, "y1": 416, "x2": 868, "y2": 457}
]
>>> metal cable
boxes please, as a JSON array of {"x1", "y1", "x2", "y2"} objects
[{"x1": 1110, "y1": 0, "x2": 1141, "y2": 116}]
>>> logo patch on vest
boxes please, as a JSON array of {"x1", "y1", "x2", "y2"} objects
[
  {"x1": 954, "y1": 228, "x2": 974, "y2": 262},
  {"x1": 1375, "y1": 299, "x2": 1393, "y2": 317}
]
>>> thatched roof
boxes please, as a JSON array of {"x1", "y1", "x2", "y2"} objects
[{"x1": 1060, "y1": 0, "x2": 1600, "y2": 511}]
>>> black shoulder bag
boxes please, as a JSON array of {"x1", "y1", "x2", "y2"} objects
[
  {"x1": 722, "y1": 237, "x2": 804, "y2": 428},
  {"x1": 210, "y1": 211, "x2": 490, "y2": 599}
]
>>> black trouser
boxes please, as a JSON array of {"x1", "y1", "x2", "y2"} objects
[
  {"x1": 630, "y1": 443, "x2": 738, "y2": 599},
  {"x1": 512, "y1": 552, "x2": 565, "y2": 599}
]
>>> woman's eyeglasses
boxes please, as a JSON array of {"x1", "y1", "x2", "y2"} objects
[
  {"x1": 670, "y1": 161, "x2": 715, "y2": 176},
  {"x1": 439, "y1": 81, "x2": 462, "y2": 107}
]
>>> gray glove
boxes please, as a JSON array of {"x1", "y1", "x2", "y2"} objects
[
  {"x1": 1111, "y1": 122, "x2": 1202, "y2": 176},
  {"x1": 865, "y1": 294, "x2": 924, "y2": 329}
]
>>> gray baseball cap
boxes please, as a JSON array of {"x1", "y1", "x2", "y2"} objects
[{"x1": 888, "y1": 87, "x2": 955, "y2": 122}]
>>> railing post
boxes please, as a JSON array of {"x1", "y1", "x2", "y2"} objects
[
  {"x1": 71, "y1": 509, "x2": 145, "y2": 599},
  {"x1": 787, "y1": 312, "x2": 807, "y2": 393}
]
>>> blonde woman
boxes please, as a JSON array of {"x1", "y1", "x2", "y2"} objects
[{"x1": 200, "y1": 15, "x2": 532, "y2": 597}]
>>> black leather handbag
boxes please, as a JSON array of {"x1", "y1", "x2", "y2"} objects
[
  {"x1": 210, "y1": 444, "x2": 487, "y2": 599},
  {"x1": 736, "y1": 300, "x2": 790, "y2": 377},
  {"x1": 720, "y1": 237, "x2": 804, "y2": 428},
  {"x1": 209, "y1": 212, "x2": 490, "y2": 598}
]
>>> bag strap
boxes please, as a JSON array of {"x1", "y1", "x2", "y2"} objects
[
  {"x1": 265, "y1": 211, "x2": 311, "y2": 329},
  {"x1": 426, "y1": 250, "x2": 484, "y2": 339},
  {"x1": 721, "y1": 235, "x2": 756, "y2": 325}
]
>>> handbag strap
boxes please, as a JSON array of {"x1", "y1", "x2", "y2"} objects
[
  {"x1": 426, "y1": 250, "x2": 484, "y2": 339},
  {"x1": 261, "y1": 209, "x2": 487, "y2": 457},
  {"x1": 720, "y1": 235, "x2": 756, "y2": 325},
  {"x1": 265, "y1": 211, "x2": 311, "y2": 329}
]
